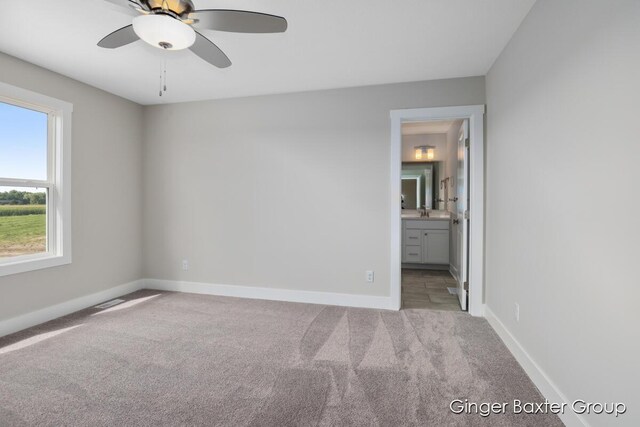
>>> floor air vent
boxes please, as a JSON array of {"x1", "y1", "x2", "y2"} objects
[{"x1": 94, "y1": 299, "x2": 126, "y2": 309}]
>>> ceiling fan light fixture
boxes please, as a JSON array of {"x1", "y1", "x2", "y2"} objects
[{"x1": 132, "y1": 14, "x2": 195, "y2": 51}]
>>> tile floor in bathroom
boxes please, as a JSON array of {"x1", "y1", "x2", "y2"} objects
[{"x1": 401, "y1": 269, "x2": 462, "y2": 311}]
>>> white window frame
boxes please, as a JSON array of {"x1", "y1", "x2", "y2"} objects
[{"x1": 0, "y1": 81, "x2": 72, "y2": 277}]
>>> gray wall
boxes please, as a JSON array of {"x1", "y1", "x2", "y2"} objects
[
  {"x1": 0, "y1": 53, "x2": 144, "y2": 321},
  {"x1": 486, "y1": 0, "x2": 639, "y2": 425},
  {"x1": 142, "y1": 77, "x2": 485, "y2": 297}
]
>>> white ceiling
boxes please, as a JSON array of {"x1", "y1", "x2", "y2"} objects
[
  {"x1": 402, "y1": 121, "x2": 455, "y2": 135},
  {"x1": 0, "y1": 0, "x2": 536, "y2": 105}
]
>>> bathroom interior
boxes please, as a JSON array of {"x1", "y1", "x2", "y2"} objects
[{"x1": 401, "y1": 119, "x2": 466, "y2": 311}]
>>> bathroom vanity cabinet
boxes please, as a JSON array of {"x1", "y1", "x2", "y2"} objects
[{"x1": 402, "y1": 219, "x2": 450, "y2": 265}]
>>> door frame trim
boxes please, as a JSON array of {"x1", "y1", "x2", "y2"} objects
[{"x1": 390, "y1": 105, "x2": 485, "y2": 316}]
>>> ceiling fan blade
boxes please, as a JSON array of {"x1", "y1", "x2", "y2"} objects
[
  {"x1": 97, "y1": 25, "x2": 139, "y2": 49},
  {"x1": 102, "y1": 0, "x2": 147, "y2": 15},
  {"x1": 189, "y1": 32, "x2": 232, "y2": 68},
  {"x1": 190, "y1": 10, "x2": 288, "y2": 33}
]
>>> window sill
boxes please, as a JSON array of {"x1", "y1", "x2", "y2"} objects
[{"x1": 0, "y1": 253, "x2": 71, "y2": 278}]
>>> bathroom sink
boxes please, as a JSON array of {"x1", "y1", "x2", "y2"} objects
[{"x1": 401, "y1": 210, "x2": 451, "y2": 220}]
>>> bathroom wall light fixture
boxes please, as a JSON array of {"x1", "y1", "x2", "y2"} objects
[{"x1": 414, "y1": 145, "x2": 435, "y2": 160}]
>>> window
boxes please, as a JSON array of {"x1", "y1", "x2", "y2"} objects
[{"x1": 0, "y1": 82, "x2": 72, "y2": 277}]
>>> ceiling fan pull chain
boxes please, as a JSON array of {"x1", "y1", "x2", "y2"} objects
[
  {"x1": 163, "y1": 60, "x2": 167, "y2": 92},
  {"x1": 159, "y1": 61, "x2": 163, "y2": 97},
  {"x1": 158, "y1": 59, "x2": 169, "y2": 97}
]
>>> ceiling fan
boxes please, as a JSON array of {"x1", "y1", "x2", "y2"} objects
[{"x1": 98, "y1": 0, "x2": 288, "y2": 68}]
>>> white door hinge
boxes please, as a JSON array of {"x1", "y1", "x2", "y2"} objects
[
  {"x1": 465, "y1": 138, "x2": 470, "y2": 148},
  {"x1": 464, "y1": 210, "x2": 469, "y2": 220}
]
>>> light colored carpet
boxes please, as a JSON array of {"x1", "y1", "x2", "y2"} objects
[{"x1": 0, "y1": 290, "x2": 562, "y2": 426}]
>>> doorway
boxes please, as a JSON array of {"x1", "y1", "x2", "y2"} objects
[{"x1": 390, "y1": 106, "x2": 485, "y2": 316}]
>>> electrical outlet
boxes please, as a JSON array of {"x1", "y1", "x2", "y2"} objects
[
  {"x1": 366, "y1": 270, "x2": 374, "y2": 283},
  {"x1": 515, "y1": 303, "x2": 520, "y2": 322},
  {"x1": 182, "y1": 259, "x2": 189, "y2": 271}
]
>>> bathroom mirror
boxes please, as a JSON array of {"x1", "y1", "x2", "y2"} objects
[{"x1": 401, "y1": 162, "x2": 444, "y2": 210}]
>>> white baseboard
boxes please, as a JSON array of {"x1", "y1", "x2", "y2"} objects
[
  {"x1": 0, "y1": 279, "x2": 144, "y2": 338},
  {"x1": 449, "y1": 265, "x2": 459, "y2": 283},
  {"x1": 0, "y1": 278, "x2": 396, "y2": 338},
  {"x1": 144, "y1": 278, "x2": 395, "y2": 310},
  {"x1": 484, "y1": 306, "x2": 587, "y2": 427}
]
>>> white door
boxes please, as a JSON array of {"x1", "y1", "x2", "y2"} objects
[{"x1": 456, "y1": 120, "x2": 470, "y2": 310}]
